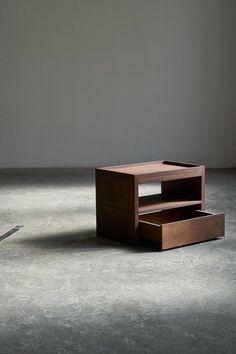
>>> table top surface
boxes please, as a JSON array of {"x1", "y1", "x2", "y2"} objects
[{"x1": 98, "y1": 160, "x2": 202, "y2": 176}]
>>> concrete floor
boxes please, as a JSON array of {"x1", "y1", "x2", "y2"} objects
[{"x1": 0, "y1": 168, "x2": 235, "y2": 354}]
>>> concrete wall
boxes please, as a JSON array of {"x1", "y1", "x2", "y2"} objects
[{"x1": 0, "y1": 0, "x2": 235, "y2": 168}]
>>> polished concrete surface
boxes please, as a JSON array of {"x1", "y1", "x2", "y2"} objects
[{"x1": 0, "y1": 168, "x2": 235, "y2": 354}]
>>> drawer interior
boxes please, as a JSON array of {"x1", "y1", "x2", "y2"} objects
[
  {"x1": 139, "y1": 208, "x2": 212, "y2": 225},
  {"x1": 139, "y1": 208, "x2": 224, "y2": 250}
]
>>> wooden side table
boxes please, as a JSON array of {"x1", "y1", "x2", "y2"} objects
[{"x1": 96, "y1": 160, "x2": 225, "y2": 250}]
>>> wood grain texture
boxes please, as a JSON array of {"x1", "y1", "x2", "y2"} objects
[
  {"x1": 139, "y1": 194, "x2": 201, "y2": 214},
  {"x1": 96, "y1": 169, "x2": 139, "y2": 244},
  {"x1": 96, "y1": 160, "x2": 224, "y2": 250},
  {"x1": 96, "y1": 204, "x2": 138, "y2": 245},
  {"x1": 139, "y1": 210, "x2": 225, "y2": 250},
  {"x1": 96, "y1": 169, "x2": 135, "y2": 211},
  {"x1": 139, "y1": 221, "x2": 162, "y2": 243},
  {"x1": 97, "y1": 161, "x2": 204, "y2": 184},
  {"x1": 162, "y1": 212, "x2": 225, "y2": 250},
  {"x1": 137, "y1": 166, "x2": 204, "y2": 184},
  {"x1": 99, "y1": 160, "x2": 199, "y2": 175}
]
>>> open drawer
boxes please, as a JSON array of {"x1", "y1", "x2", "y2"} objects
[{"x1": 139, "y1": 208, "x2": 225, "y2": 250}]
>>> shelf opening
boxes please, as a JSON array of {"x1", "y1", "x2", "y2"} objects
[
  {"x1": 138, "y1": 177, "x2": 202, "y2": 215},
  {"x1": 138, "y1": 182, "x2": 161, "y2": 197}
]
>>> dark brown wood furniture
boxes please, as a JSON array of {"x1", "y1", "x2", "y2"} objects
[{"x1": 96, "y1": 160, "x2": 225, "y2": 250}]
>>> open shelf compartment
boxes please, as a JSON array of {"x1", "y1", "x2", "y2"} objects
[
  {"x1": 139, "y1": 194, "x2": 201, "y2": 214},
  {"x1": 138, "y1": 176, "x2": 203, "y2": 214}
]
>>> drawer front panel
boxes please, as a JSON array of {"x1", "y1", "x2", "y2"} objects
[
  {"x1": 139, "y1": 211, "x2": 225, "y2": 250},
  {"x1": 139, "y1": 221, "x2": 162, "y2": 242},
  {"x1": 162, "y1": 213, "x2": 224, "y2": 250}
]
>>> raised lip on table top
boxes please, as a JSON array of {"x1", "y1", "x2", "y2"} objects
[{"x1": 97, "y1": 160, "x2": 203, "y2": 174}]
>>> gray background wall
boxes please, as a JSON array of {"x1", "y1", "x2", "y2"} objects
[{"x1": 0, "y1": 0, "x2": 235, "y2": 168}]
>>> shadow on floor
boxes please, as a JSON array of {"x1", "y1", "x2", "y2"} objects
[
  {"x1": 13, "y1": 228, "x2": 224, "y2": 253},
  {"x1": 15, "y1": 228, "x2": 159, "y2": 253}
]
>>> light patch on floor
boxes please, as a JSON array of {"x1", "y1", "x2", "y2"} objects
[{"x1": 0, "y1": 168, "x2": 236, "y2": 354}]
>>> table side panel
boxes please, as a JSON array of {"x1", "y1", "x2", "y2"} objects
[
  {"x1": 96, "y1": 204, "x2": 139, "y2": 245},
  {"x1": 96, "y1": 169, "x2": 136, "y2": 211},
  {"x1": 96, "y1": 169, "x2": 139, "y2": 245}
]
